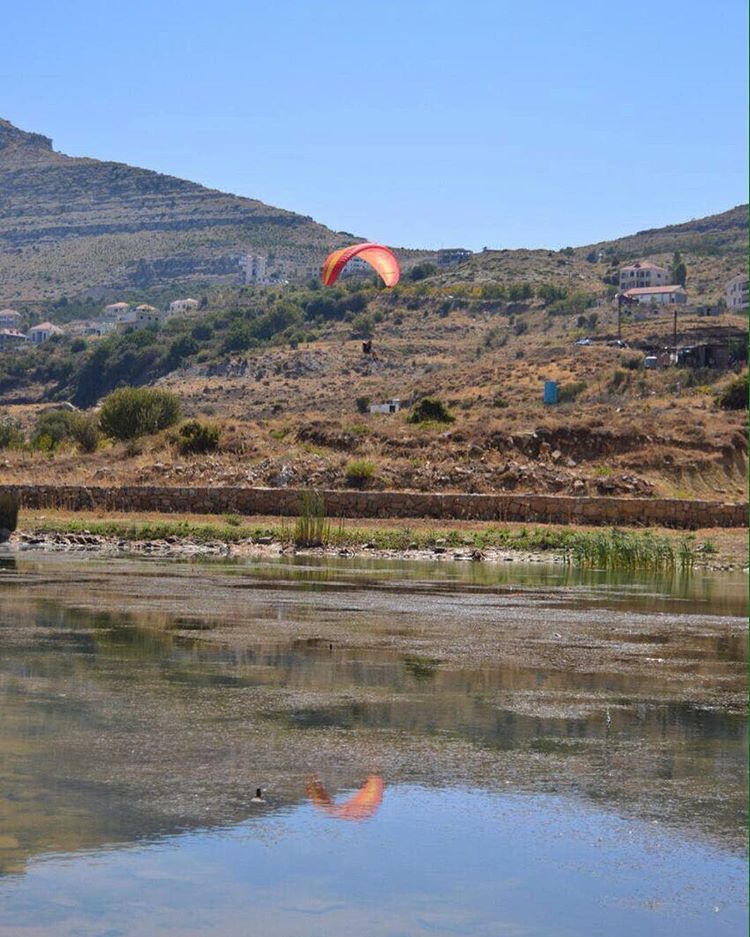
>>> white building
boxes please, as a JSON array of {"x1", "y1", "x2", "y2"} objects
[
  {"x1": 168, "y1": 298, "x2": 200, "y2": 314},
  {"x1": 619, "y1": 262, "x2": 671, "y2": 291},
  {"x1": 238, "y1": 254, "x2": 268, "y2": 284},
  {"x1": 135, "y1": 304, "x2": 162, "y2": 326},
  {"x1": 437, "y1": 248, "x2": 472, "y2": 267},
  {"x1": 0, "y1": 328, "x2": 30, "y2": 351},
  {"x1": 104, "y1": 302, "x2": 131, "y2": 319},
  {"x1": 0, "y1": 308, "x2": 21, "y2": 330},
  {"x1": 28, "y1": 322, "x2": 64, "y2": 344},
  {"x1": 623, "y1": 285, "x2": 687, "y2": 306},
  {"x1": 725, "y1": 273, "x2": 748, "y2": 311},
  {"x1": 369, "y1": 398, "x2": 401, "y2": 415}
]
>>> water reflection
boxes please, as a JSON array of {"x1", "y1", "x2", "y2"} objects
[
  {"x1": 0, "y1": 554, "x2": 746, "y2": 891},
  {"x1": 306, "y1": 775, "x2": 384, "y2": 821}
]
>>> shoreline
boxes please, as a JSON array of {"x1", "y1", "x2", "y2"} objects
[{"x1": 5, "y1": 509, "x2": 746, "y2": 572}]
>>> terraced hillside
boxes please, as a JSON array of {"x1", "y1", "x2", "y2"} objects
[
  {"x1": 0, "y1": 119, "x2": 347, "y2": 303},
  {"x1": 436, "y1": 205, "x2": 748, "y2": 303}
]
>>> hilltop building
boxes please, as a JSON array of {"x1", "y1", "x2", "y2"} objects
[
  {"x1": 725, "y1": 273, "x2": 748, "y2": 311},
  {"x1": 0, "y1": 309, "x2": 21, "y2": 330},
  {"x1": 437, "y1": 248, "x2": 472, "y2": 267},
  {"x1": 623, "y1": 285, "x2": 687, "y2": 306},
  {"x1": 619, "y1": 262, "x2": 671, "y2": 291},
  {"x1": 104, "y1": 302, "x2": 131, "y2": 318},
  {"x1": 28, "y1": 322, "x2": 64, "y2": 344},
  {"x1": 168, "y1": 298, "x2": 200, "y2": 314},
  {"x1": 238, "y1": 253, "x2": 268, "y2": 284},
  {"x1": 135, "y1": 304, "x2": 161, "y2": 326}
]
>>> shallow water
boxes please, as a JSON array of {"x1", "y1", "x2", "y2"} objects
[{"x1": 0, "y1": 553, "x2": 746, "y2": 936}]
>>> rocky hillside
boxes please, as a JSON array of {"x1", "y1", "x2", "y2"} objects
[
  {"x1": 0, "y1": 119, "x2": 349, "y2": 303},
  {"x1": 435, "y1": 205, "x2": 748, "y2": 303}
]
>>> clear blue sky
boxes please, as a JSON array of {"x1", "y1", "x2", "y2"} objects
[{"x1": 2, "y1": 0, "x2": 747, "y2": 250}]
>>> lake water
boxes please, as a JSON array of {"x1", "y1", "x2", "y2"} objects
[{"x1": 0, "y1": 553, "x2": 746, "y2": 936}]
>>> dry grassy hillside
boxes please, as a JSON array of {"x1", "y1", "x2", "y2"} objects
[{"x1": 2, "y1": 294, "x2": 746, "y2": 501}]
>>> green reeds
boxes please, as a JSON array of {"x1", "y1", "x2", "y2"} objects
[
  {"x1": 562, "y1": 528, "x2": 695, "y2": 572},
  {"x1": 293, "y1": 492, "x2": 331, "y2": 547}
]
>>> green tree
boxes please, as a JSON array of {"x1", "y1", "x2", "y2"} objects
[{"x1": 672, "y1": 251, "x2": 687, "y2": 287}]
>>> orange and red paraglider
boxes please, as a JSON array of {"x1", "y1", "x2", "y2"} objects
[
  {"x1": 321, "y1": 243, "x2": 400, "y2": 288},
  {"x1": 306, "y1": 775, "x2": 384, "y2": 821}
]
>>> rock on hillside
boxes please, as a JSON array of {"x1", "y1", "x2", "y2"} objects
[{"x1": 0, "y1": 119, "x2": 346, "y2": 303}]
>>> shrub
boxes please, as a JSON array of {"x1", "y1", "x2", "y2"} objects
[
  {"x1": 717, "y1": 374, "x2": 748, "y2": 410},
  {"x1": 355, "y1": 395, "x2": 371, "y2": 415},
  {"x1": 177, "y1": 419, "x2": 220, "y2": 454},
  {"x1": 557, "y1": 381, "x2": 587, "y2": 403},
  {"x1": 0, "y1": 491, "x2": 19, "y2": 538},
  {"x1": 31, "y1": 410, "x2": 76, "y2": 450},
  {"x1": 68, "y1": 412, "x2": 101, "y2": 453},
  {"x1": 407, "y1": 397, "x2": 454, "y2": 424},
  {"x1": 345, "y1": 458, "x2": 376, "y2": 488},
  {"x1": 0, "y1": 418, "x2": 24, "y2": 449},
  {"x1": 99, "y1": 387, "x2": 181, "y2": 441}
]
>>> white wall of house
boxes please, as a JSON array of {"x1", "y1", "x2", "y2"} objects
[
  {"x1": 725, "y1": 274, "x2": 748, "y2": 310},
  {"x1": 619, "y1": 262, "x2": 670, "y2": 291}
]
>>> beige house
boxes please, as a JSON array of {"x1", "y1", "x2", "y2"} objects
[
  {"x1": 725, "y1": 273, "x2": 748, "y2": 311},
  {"x1": 0, "y1": 328, "x2": 30, "y2": 350},
  {"x1": 29, "y1": 321, "x2": 64, "y2": 344},
  {"x1": 135, "y1": 304, "x2": 162, "y2": 326},
  {"x1": 619, "y1": 262, "x2": 671, "y2": 291},
  {"x1": 104, "y1": 302, "x2": 131, "y2": 319},
  {"x1": 623, "y1": 285, "x2": 687, "y2": 306},
  {"x1": 168, "y1": 298, "x2": 200, "y2": 314},
  {"x1": 0, "y1": 308, "x2": 22, "y2": 330}
]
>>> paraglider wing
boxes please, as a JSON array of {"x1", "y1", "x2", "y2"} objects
[{"x1": 321, "y1": 243, "x2": 400, "y2": 287}]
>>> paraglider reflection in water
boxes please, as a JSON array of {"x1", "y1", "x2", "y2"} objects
[
  {"x1": 321, "y1": 243, "x2": 400, "y2": 288},
  {"x1": 306, "y1": 774, "x2": 384, "y2": 821}
]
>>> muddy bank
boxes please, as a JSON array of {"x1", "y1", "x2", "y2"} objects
[{"x1": 6, "y1": 526, "x2": 743, "y2": 572}]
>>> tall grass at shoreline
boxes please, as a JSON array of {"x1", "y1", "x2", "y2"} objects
[{"x1": 14, "y1": 511, "x2": 706, "y2": 572}]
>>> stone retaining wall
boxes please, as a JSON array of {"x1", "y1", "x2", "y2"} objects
[{"x1": 1, "y1": 484, "x2": 746, "y2": 529}]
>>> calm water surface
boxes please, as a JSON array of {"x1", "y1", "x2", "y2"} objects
[{"x1": 0, "y1": 553, "x2": 746, "y2": 936}]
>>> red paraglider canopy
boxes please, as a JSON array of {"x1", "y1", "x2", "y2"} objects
[{"x1": 321, "y1": 243, "x2": 400, "y2": 287}]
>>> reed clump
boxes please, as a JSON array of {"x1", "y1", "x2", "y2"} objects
[
  {"x1": 293, "y1": 492, "x2": 331, "y2": 547},
  {"x1": 562, "y1": 528, "x2": 695, "y2": 572}
]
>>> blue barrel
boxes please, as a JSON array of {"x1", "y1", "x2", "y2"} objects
[{"x1": 543, "y1": 380, "x2": 558, "y2": 405}]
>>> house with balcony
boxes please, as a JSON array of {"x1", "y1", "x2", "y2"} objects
[
  {"x1": 619, "y1": 262, "x2": 671, "y2": 291},
  {"x1": 725, "y1": 273, "x2": 748, "y2": 311}
]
